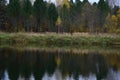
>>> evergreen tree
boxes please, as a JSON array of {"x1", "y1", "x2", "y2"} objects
[
  {"x1": 83, "y1": 0, "x2": 88, "y2": 4},
  {"x1": 22, "y1": 0, "x2": 32, "y2": 17},
  {"x1": 98, "y1": 0, "x2": 110, "y2": 12},
  {"x1": 81, "y1": 2, "x2": 92, "y2": 32},
  {"x1": 0, "y1": 0, "x2": 118, "y2": 33},
  {"x1": 60, "y1": 5, "x2": 70, "y2": 32},
  {"x1": 33, "y1": 0, "x2": 46, "y2": 32},
  {"x1": 92, "y1": 2, "x2": 100, "y2": 33},
  {"x1": 75, "y1": 0, "x2": 82, "y2": 11},
  {"x1": 70, "y1": 0, "x2": 82, "y2": 32},
  {"x1": 8, "y1": 0, "x2": 21, "y2": 31},
  {"x1": 22, "y1": 0, "x2": 32, "y2": 31},
  {"x1": 8, "y1": 0, "x2": 20, "y2": 19},
  {"x1": 98, "y1": 0, "x2": 105, "y2": 10},
  {"x1": 97, "y1": 0, "x2": 110, "y2": 30},
  {"x1": 69, "y1": 0, "x2": 75, "y2": 21},
  {"x1": 0, "y1": 0, "x2": 6, "y2": 31},
  {"x1": 47, "y1": 3, "x2": 58, "y2": 32}
]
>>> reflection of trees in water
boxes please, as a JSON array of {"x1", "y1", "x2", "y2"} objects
[
  {"x1": 104, "y1": 54, "x2": 120, "y2": 71},
  {"x1": 0, "y1": 48, "x2": 120, "y2": 80},
  {"x1": 0, "y1": 49, "x2": 57, "y2": 80},
  {"x1": 59, "y1": 53, "x2": 108, "y2": 80}
]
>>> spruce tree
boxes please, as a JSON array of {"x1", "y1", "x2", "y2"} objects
[
  {"x1": 8, "y1": 0, "x2": 21, "y2": 31},
  {"x1": 33, "y1": 0, "x2": 46, "y2": 32},
  {"x1": 75, "y1": 0, "x2": 82, "y2": 12},
  {"x1": 97, "y1": 0, "x2": 110, "y2": 29},
  {"x1": 83, "y1": 0, "x2": 88, "y2": 4},
  {"x1": 0, "y1": 0, "x2": 6, "y2": 31},
  {"x1": 47, "y1": 3, "x2": 58, "y2": 32},
  {"x1": 98, "y1": 0, "x2": 110, "y2": 12},
  {"x1": 22, "y1": 0, "x2": 32, "y2": 31},
  {"x1": 22, "y1": 0, "x2": 32, "y2": 17},
  {"x1": 60, "y1": 5, "x2": 70, "y2": 32}
]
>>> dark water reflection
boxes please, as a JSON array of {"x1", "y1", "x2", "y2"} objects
[{"x1": 0, "y1": 48, "x2": 120, "y2": 80}]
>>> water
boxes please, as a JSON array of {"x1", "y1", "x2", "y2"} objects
[{"x1": 0, "y1": 47, "x2": 120, "y2": 80}]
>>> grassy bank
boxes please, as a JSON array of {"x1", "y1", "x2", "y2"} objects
[{"x1": 0, "y1": 32, "x2": 120, "y2": 47}]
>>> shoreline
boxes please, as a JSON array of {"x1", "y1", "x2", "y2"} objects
[
  {"x1": 0, "y1": 32, "x2": 120, "y2": 46},
  {"x1": 0, "y1": 45, "x2": 120, "y2": 54}
]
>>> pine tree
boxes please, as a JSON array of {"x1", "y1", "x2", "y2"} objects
[
  {"x1": 22, "y1": 0, "x2": 32, "y2": 17},
  {"x1": 60, "y1": 4, "x2": 70, "y2": 32},
  {"x1": 98, "y1": 0, "x2": 110, "y2": 13},
  {"x1": 47, "y1": 3, "x2": 58, "y2": 32},
  {"x1": 8, "y1": 0, "x2": 21, "y2": 31},
  {"x1": 33, "y1": 0, "x2": 46, "y2": 32},
  {"x1": 22, "y1": 0, "x2": 32, "y2": 31},
  {"x1": 83, "y1": 0, "x2": 88, "y2": 4},
  {"x1": 0, "y1": 0, "x2": 6, "y2": 31},
  {"x1": 75, "y1": 0, "x2": 82, "y2": 11},
  {"x1": 97, "y1": 0, "x2": 110, "y2": 30}
]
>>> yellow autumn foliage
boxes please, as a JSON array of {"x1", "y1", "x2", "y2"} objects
[
  {"x1": 104, "y1": 10, "x2": 120, "y2": 33},
  {"x1": 111, "y1": 15, "x2": 118, "y2": 27},
  {"x1": 56, "y1": 16, "x2": 62, "y2": 26},
  {"x1": 62, "y1": 0, "x2": 70, "y2": 9},
  {"x1": 56, "y1": 57, "x2": 61, "y2": 67}
]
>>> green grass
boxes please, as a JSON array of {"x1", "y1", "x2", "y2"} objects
[{"x1": 0, "y1": 32, "x2": 120, "y2": 47}]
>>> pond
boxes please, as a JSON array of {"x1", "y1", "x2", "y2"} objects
[{"x1": 0, "y1": 47, "x2": 120, "y2": 80}]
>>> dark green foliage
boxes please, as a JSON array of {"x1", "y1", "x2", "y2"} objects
[
  {"x1": 0, "y1": 0, "x2": 119, "y2": 33},
  {"x1": 33, "y1": 0, "x2": 47, "y2": 32},
  {"x1": 98, "y1": 0, "x2": 110, "y2": 12},
  {"x1": 97, "y1": 0, "x2": 110, "y2": 29},
  {"x1": 98, "y1": 0, "x2": 105, "y2": 10},
  {"x1": 22, "y1": 0, "x2": 32, "y2": 32},
  {"x1": 33, "y1": 0, "x2": 46, "y2": 18},
  {"x1": 22, "y1": 0, "x2": 32, "y2": 17},
  {"x1": 60, "y1": 5, "x2": 70, "y2": 32},
  {"x1": 8, "y1": 0, "x2": 20, "y2": 17},
  {"x1": 0, "y1": 0, "x2": 6, "y2": 31},
  {"x1": 75, "y1": 0, "x2": 82, "y2": 11},
  {"x1": 7, "y1": 0, "x2": 21, "y2": 32},
  {"x1": 47, "y1": 3, "x2": 58, "y2": 22},
  {"x1": 83, "y1": 0, "x2": 88, "y2": 4},
  {"x1": 47, "y1": 3, "x2": 58, "y2": 32}
]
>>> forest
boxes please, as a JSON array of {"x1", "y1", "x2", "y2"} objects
[{"x1": 0, "y1": 0, "x2": 120, "y2": 33}]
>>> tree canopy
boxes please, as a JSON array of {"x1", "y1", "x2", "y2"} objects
[{"x1": 0, "y1": 0, "x2": 120, "y2": 33}]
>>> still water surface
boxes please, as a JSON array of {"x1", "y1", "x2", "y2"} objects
[{"x1": 0, "y1": 48, "x2": 120, "y2": 80}]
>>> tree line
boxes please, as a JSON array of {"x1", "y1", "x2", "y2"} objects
[{"x1": 0, "y1": 0, "x2": 120, "y2": 33}]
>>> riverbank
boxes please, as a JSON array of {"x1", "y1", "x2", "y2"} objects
[
  {"x1": 0, "y1": 45, "x2": 120, "y2": 54},
  {"x1": 0, "y1": 32, "x2": 120, "y2": 46}
]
